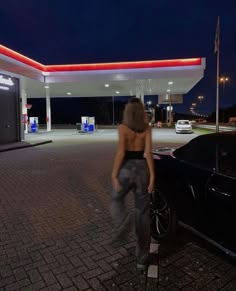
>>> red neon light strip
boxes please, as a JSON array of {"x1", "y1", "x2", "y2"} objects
[
  {"x1": 0, "y1": 45, "x2": 45, "y2": 71},
  {"x1": 46, "y1": 59, "x2": 201, "y2": 72},
  {"x1": 0, "y1": 45, "x2": 201, "y2": 73}
]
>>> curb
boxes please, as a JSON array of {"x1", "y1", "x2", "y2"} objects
[
  {"x1": 146, "y1": 242, "x2": 159, "y2": 290},
  {"x1": 0, "y1": 140, "x2": 53, "y2": 152}
]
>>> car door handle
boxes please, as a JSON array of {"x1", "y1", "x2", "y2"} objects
[{"x1": 208, "y1": 187, "x2": 230, "y2": 197}]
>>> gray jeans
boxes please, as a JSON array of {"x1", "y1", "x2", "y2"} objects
[{"x1": 111, "y1": 159, "x2": 150, "y2": 264}]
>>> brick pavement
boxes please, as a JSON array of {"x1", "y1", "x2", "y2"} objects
[
  {"x1": 158, "y1": 229, "x2": 236, "y2": 291},
  {"x1": 0, "y1": 137, "x2": 158, "y2": 290},
  {"x1": 0, "y1": 131, "x2": 235, "y2": 290}
]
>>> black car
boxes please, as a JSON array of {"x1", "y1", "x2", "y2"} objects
[{"x1": 150, "y1": 131, "x2": 236, "y2": 258}]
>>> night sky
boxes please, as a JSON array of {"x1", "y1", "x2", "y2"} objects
[{"x1": 1, "y1": 0, "x2": 236, "y2": 118}]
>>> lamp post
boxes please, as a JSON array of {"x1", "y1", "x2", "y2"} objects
[{"x1": 219, "y1": 76, "x2": 229, "y2": 123}]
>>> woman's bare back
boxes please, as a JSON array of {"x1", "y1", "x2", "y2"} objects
[{"x1": 120, "y1": 124, "x2": 148, "y2": 151}]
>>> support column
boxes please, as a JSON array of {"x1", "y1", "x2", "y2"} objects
[
  {"x1": 165, "y1": 94, "x2": 172, "y2": 127},
  {"x1": 112, "y1": 96, "x2": 115, "y2": 125},
  {"x1": 45, "y1": 87, "x2": 51, "y2": 131},
  {"x1": 136, "y1": 80, "x2": 144, "y2": 103},
  {"x1": 136, "y1": 80, "x2": 140, "y2": 99},
  {"x1": 169, "y1": 101, "x2": 172, "y2": 127},
  {"x1": 140, "y1": 80, "x2": 144, "y2": 103},
  {"x1": 21, "y1": 88, "x2": 28, "y2": 134}
]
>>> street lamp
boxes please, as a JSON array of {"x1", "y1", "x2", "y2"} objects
[
  {"x1": 220, "y1": 76, "x2": 229, "y2": 89},
  {"x1": 219, "y1": 76, "x2": 229, "y2": 123},
  {"x1": 198, "y1": 95, "x2": 204, "y2": 103}
]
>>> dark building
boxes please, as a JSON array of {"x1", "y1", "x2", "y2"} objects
[{"x1": 0, "y1": 73, "x2": 21, "y2": 144}]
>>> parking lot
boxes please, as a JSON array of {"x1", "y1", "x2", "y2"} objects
[{"x1": 0, "y1": 128, "x2": 235, "y2": 290}]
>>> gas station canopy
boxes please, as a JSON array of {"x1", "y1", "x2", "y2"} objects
[{"x1": 0, "y1": 45, "x2": 205, "y2": 98}]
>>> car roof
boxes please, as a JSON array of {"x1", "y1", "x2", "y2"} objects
[
  {"x1": 198, "y1": 131, "x2": 236, "y2": 141},
  {"x1": 183, "y1": 131, "x2": 236, "y2": 148}
]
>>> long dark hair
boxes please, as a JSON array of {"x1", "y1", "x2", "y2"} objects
[{"x1": 122, "y1": 97, "x2": 148, "y2": 132}]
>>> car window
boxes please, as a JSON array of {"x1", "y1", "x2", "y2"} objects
[
  {"x1": 218, "y1": 145, "x2": 236, "y2": 178},
  {"x1": 174, "y1": 136, "x2": 216, "y2": 169},
  {"x1": 174, "y1": 133, "x2": 236, "y2": 172},
  {"x1": 177, "y1": 121, "x2": 190, "y2": 125}
]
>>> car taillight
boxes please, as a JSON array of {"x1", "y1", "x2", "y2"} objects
[{"x1": 153, "y1": 155, "x2": 162, "y2": 160}]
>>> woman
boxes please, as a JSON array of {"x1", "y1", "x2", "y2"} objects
[{"x1": 111, "y1": 97, "x2": 155, "y2": 270}]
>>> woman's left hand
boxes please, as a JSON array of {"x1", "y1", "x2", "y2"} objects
[{"x1": 112, "y1": 177, "x2": 122, "y2": 192}]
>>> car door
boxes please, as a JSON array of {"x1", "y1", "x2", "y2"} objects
[
  {"x1": 205, "y1": 142, "x2": 236, "y2": 252},
  {"x1": 173, "y1": 137, "x2": 215, "y2": 227}
]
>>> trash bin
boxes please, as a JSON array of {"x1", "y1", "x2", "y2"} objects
[{"x1": 76, "y1": 123, "x2": 81, "y2": 131}]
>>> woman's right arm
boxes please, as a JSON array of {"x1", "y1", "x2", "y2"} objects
[
  {"x1": 111, "y1": 125, "x2": 125, "y2": 191},
  {"x1": 144, "y1": 126, "x2": 155, "y2": 193}
]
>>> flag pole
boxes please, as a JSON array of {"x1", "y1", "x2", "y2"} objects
[{"x1": 215, "y1": 16, "x2": 220, "y2": 133}]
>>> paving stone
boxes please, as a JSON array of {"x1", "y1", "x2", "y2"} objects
[
  {"x1": 200, "y1": 277, "x2": 231, "y2": 291},
  {"x1": 42, "y1": 252, "x2": 56, "y2": 263},
  {"x1": 38, "y1": 262, "x2": 60, "y2": 273},
  {"x1": 40, "y1": 283, "x2": 63, "y2": 291},
  {"x1": 53, "y1": 264, "x2": 75, "y2": 275},
  {"x1": 91, "y1": 243, "x2": 105, "y2": 253},
  {"x1": 56, "y1": 273, "x2": 73, "y2": 288},
  {"x1": 81, "y1": 257, "x2": 98, "y2": 270},
  {"x1": 27, "y1": 269, "x2": 43, "y2": 284},
  {"x1": 0, "y1": 276, "x2": 16, "y2": 288},
  {"x1": 13, "y1": 267, "x2": 28, "y2": 281},
  {"x1": 102, "y1": 280, "x2": 120, "y2": 290},
  {"x1": 5, "y1": 278, "x2": 31, "y2": 291},
  {"x1": 30, "y1": 250, "x2": 44, "y2": 262},
  {"x1": 20, "y1": 280, "x2": 46, "y2": 291},
  {"x1": 187, "y1": 273, "x2": 216, "y2": 289},
  {"x1": 114, "y1": 271, "x2": 136, "y2": 285},
  {"x1": 106, "y1": 253, "x2": 123, "y2": 263},
  {"x1": 97, "y1": 259, "x2": 113, "y2": 272},
  {"x1": 79, "y1": 250, "x2": 97, "y2": 259},
  {"x1": 67, "y1": 255, "x2": 83, "y2": 267},
  {"x1": 41, "y1": 271, "x2": 57, "y2": 286},
  {"x1": 10, "y1": 258, "x2": 32, "y2": 270},
  {"x1": 91, "y1": 251, "x2": 110, "y2": 261},
  {"x1": 87, "y1": 277, "x2": 105, "y2": 290},
  {"x1": 56, "y1": 254, "x2": 70, "y2": 265},
  {"x1": 67, "y1": 266, "x2": 88, "y2": 278},
  {"x1": 24, "y1": 260, "x2": 46, "y2": 271},
  {"x1": 72, "y1": 275, "x2": 89, "y2": 290},
  {"x1": 80, "y1": 242, "x2": 92, "y2": 252},
  {"x1": 0, "y1": 265, "x2": 12, "y2": 278},
  {"x1": 82, "y1": 267, "x2": 104, "y2": 280},
  {"x1": 63, "y1": 287, "x2": 78, "y2": 291}
]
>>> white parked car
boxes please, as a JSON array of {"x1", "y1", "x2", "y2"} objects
[{"x1": 175, "y1": 120, "x2": 193, "y2": 134}]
